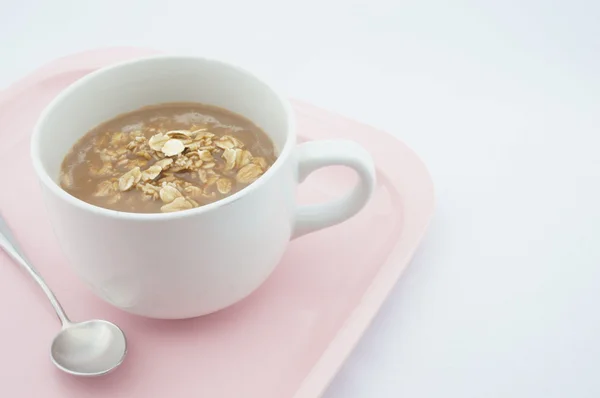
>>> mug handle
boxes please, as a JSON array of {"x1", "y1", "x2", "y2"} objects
[{"x1": 292, "y1": 140, "x2": 376, "y2": 238}]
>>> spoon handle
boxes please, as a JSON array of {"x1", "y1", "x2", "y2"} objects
[{"x1": 0, "y1": 215, "x2": 70, "y2": 325}]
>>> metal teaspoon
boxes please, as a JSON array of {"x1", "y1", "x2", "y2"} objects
[{"x1": 0, "y1": 215, "x2": 127, "y2": 376}]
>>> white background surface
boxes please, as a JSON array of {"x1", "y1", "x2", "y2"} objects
[{"x1": 1, "y1": 0, "x2": 600, "y2": 397}]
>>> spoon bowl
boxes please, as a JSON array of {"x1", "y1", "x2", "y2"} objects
[{"x1": 51, "y1": 320, "x2": 127, "y2": 376}]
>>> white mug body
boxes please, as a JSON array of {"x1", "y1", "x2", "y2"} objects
[{"x1": 32, "y1": 56, "x2": 376, "y2": 319}]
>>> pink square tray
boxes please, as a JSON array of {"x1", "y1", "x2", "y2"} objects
[{"x1": 0, "y1": 48, "x2": 434, "y2": 398}]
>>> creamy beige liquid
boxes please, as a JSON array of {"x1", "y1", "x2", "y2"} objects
[{"x1": 60, "y1": 102, "x2": 277, "y2": 213}]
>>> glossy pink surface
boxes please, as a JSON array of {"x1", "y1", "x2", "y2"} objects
[{"x1": 0, "y1": 49, "x2": 434, "y2": 398}]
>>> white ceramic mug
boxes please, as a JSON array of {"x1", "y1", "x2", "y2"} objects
[{"x1": 31, "y1": 56, "x2": 376, "y2": 319}]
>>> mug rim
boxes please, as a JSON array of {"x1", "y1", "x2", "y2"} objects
[{"x1": 30, "y1": 54, "x2": 296, "y2": 221}]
